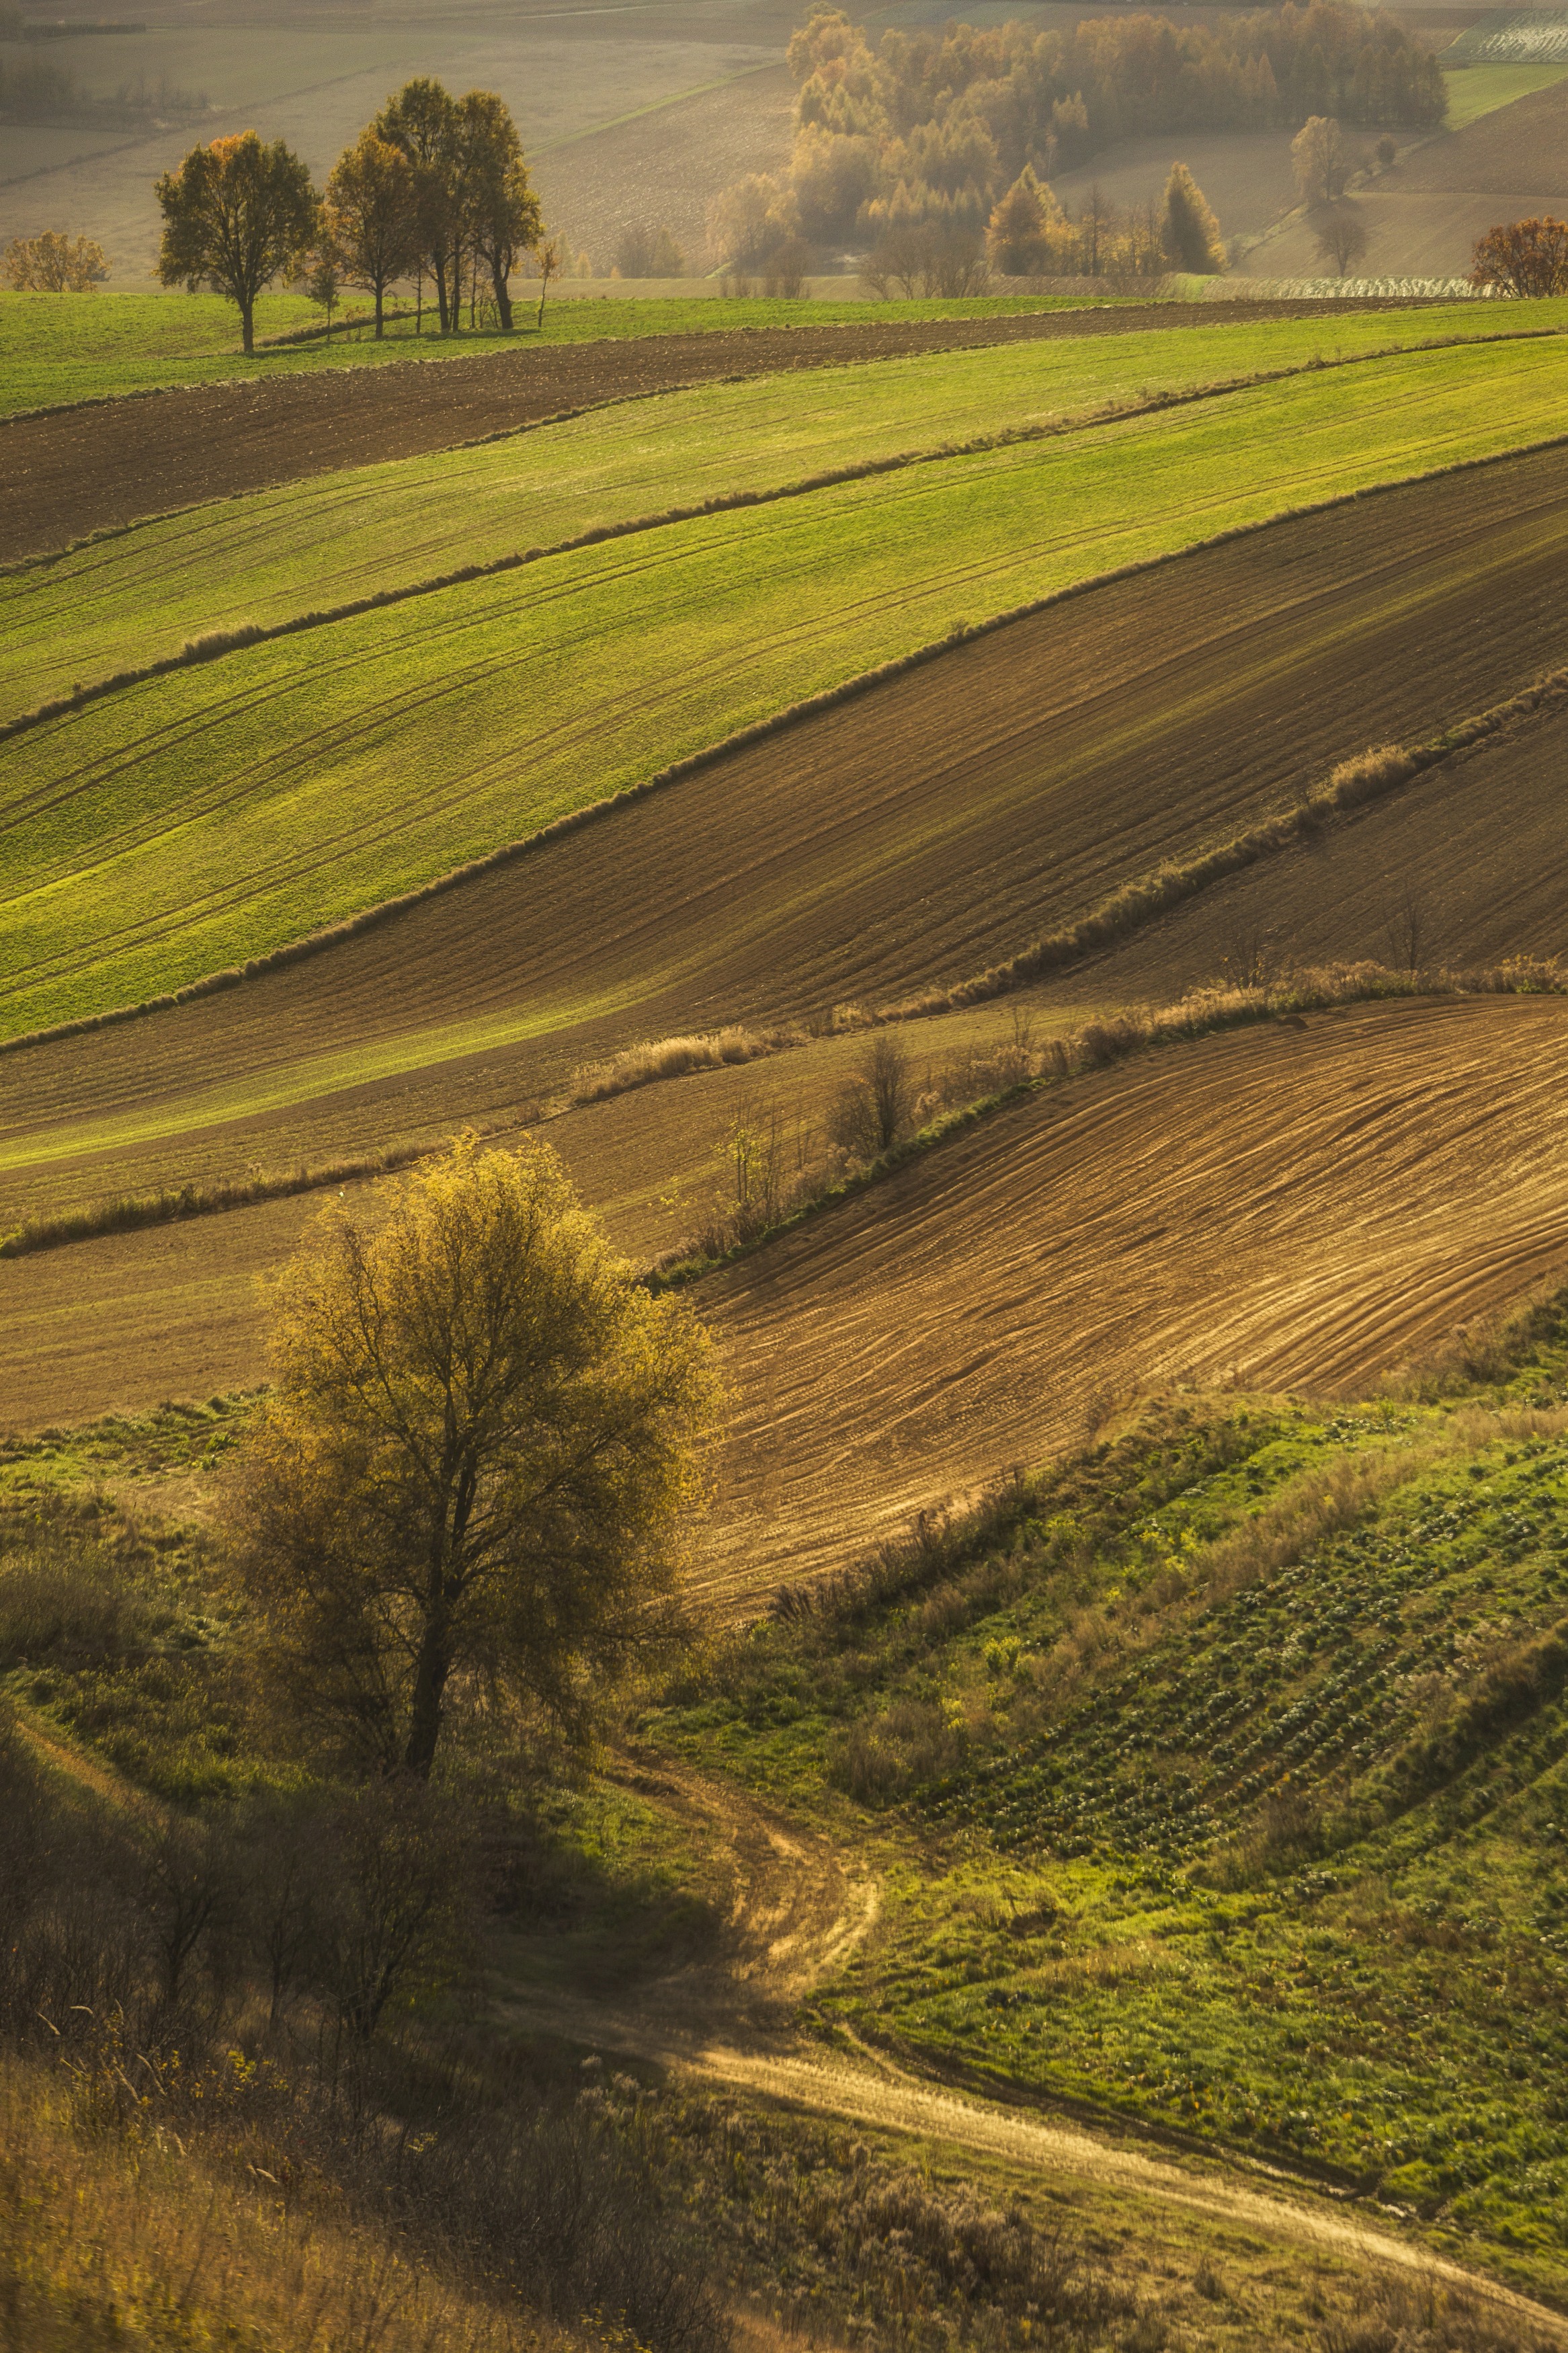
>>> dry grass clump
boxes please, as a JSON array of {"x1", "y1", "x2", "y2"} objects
[
  {"x1": 574, "y1": 1027, "x2": 798, "y2": 1105},
  {"x1": 0, "y1": 1142, "x2": 434, "y2": 1259},
  {"x1": 1, "y1": 2047, "x2": 571, "y2": 2353},
  {"x1": 1319, "y1": 2266, "x2": 1561, "y2": 2352}
]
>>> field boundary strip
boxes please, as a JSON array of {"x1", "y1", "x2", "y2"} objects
[
  {"x1": 648, "y1": 955, "x2": 1568, "y2": 1294},
  {"x1": 5, "y1": 326, "x2": 1561, "y2": 750},
  {"x1": 0, "y1": 298, "x2": 1106, "y2": 430},
  {"x1": 6, "y1": 423, "x2": 1568, "y2": 1063}
]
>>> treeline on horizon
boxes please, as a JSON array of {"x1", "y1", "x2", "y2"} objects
[{"x1": 713, "y1": 1, "x2": 1447, "y2": 252}]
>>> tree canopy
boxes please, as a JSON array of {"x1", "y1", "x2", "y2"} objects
[
  {"x1": 1161, "y1": 162, "x2": 1226, "y2": 274},
  {"x1": 1470, "y1": 215, "x2": 1568, "y2": 297},
  {"x1": 154, "y1": 131, "x2": 317, "y2": 354},
  {"x1": 229, "y1": 1135, "x2": 722, "y2": 1778},
  {"x1": 372, "y1": 77, "x2": 541, "y2": 332},
  {"x1": 5, "y1": 230, "x2": 110, "y2": 291},
  {"x1": 320, "y1": 128, "x2": 417, "y2": 337}
]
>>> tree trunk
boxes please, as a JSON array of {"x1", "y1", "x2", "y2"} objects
[
  {"x1": 491, "y1": 255, "x2": 512, "y2": 330},
  {"x1": 374, "y1": 280, "x2": 384, "y2": 338},
  {"x1": 241, "y1": 297, "x2": 255, "y2": 356},
  {"x1": 403, "y1": 1618, "x2": 450, "y2": 1779}
]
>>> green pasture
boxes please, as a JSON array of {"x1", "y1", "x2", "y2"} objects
[
  {"x1": 5, "y1": 332, "x2": 1567, "y2": 1041},
  {"x1": 653, "y1": 1306, "x2": 1568, "y2": 2299},
  {"x1": 1440, "y1": 57, "x2": 1568, "y2": 124},
  {"x1": 7, "y1": 302, "x2": 1559, "y2": 719},
  {"x1": 0, "y1": 287, "x2": 1104, "y2": 418}
]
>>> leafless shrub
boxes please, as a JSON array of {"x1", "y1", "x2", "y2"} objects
[{"x1": 828, "y1": 1031, "x2": 915, "y2": 1161}]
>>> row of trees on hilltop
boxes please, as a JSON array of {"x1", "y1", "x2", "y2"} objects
[
  {"x1": 710, "y1": 1, "x2": 1446, "y2": 258},
  {"x1": 153, "y1": 78, "x2": 546, "y2": 354}
]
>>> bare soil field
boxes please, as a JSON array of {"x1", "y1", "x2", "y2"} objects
[
  {"x1": 698, "y1": 994, "x2": 1568, "y2": 1604},
  {"x1": 532, "y1": 64, "x2": 796, "y2": 272},
  {"x1": 5, "y1": 440, "x2": 1567, "y2": 1226},
  {"x1": 1247, "y1": 71, "x2": 1568, "y2": 274},
  {"x1": 0, "y1": 22, "x2": 782, "y2": 284},
  {"x1": 1069, "y1": 683, "x2": 1568, "y2": 1001},
  {"x1": 0, "y1": 294, "x2": 1437, "y2": 561},
  {"x1": 7, "y1": 1001, "x2": 1567, "y2": 1617},
  {"x1": 1052, "y1": 129, "x2": 1302, "y2": 244}
]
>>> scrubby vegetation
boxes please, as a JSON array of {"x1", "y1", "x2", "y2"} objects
[{"x1": 647, "y1": 1291, "x2": 1568, "y2": 2299}]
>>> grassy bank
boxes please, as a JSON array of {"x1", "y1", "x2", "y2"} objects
[
  {"x1": 645, "y1": 1299, "x2": 1568, "y2": 2303},
  {"x1": 0, "y1": 288, "x2": 1105, "y2": 418},
  {"x1": 9, "y1": 303, "x2": 1556, "y2": 715},
  {"x1": 6, "y1": 333, "x2": 1568, "y2": 1042}
]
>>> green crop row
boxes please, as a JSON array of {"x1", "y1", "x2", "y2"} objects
[
  {"x1": 0, "y1": 288, "x2": 1102, "y2": 418},
  {"x1": 7, "y1": 303, "x2": 1554, "y2": 718},
  {"x1": 5, "y1": 333, "x2": 1567, "y2": 1041}
]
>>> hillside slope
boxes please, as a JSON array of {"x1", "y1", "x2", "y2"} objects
[{"x1": 5, "y1": 443, "x2": 1568, "y2": 1223}]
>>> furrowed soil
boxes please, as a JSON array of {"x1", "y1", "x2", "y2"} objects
[
  {"x1": 9, "y1": 1000, "x2": 1567, "y2": 1619},
  {"x1": 5, "y1": 442, "x2": 1567, "y2": 1222},
  {"x1": 1065, "y1": 680, "x2": 1568, "y2": 1000},
  {"x1": 1, "y1": 295, "x2": 1446, "y2": 562}
]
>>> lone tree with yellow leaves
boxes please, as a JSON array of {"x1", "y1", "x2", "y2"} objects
[
  {"x1": 154, "y1": 129, "x2": 317, "y2": 354},
  {"x1": 226, "y1": 1137, "x2": 721, "y2": 1779}
]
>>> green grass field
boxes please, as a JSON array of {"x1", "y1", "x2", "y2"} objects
[
  {"x1": 1440, "y1": 58, "x2": 1568, "y2": 127},
  {"x1": 8, "y1": 303, "x2": 1557, "y2": 719},
  {"x1": 0, "y1": 288, "x2": 1106, "y2": 418},
  {"x1": 651, "y1": 1304, "x2": 1568, "y2": 2299},
  {"x1": 5, "y1": 332, "x2": 1567, "y2": 1041}
]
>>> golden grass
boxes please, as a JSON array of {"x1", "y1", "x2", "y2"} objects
[
  {"x1": 573, "y1": 1027, "x2": 798, "y2": 1105},
  {"x1": 0, "y1": 2046, "x2": 592, "y2": 2353}
]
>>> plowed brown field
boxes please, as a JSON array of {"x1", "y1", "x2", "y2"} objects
[
  {"x1": 7, "y1": 1001, "x2": 1567, "y2": 1608},
  {"x1": 1, "y1": 295, "x2": 1441, "y2": 561},
  {"x1": 699, "y1": 995, "x2": 1568, "y2": 1605},
  {"x1": 7, "y1": 442, "x2": 1568, "y2": 1224},
  {"x1": 1067, "y1": 681, "x2": 1568, "y2": 1002}
]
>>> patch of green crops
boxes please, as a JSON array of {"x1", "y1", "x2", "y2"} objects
[
  {"x1": 4, "y1": 334, "x2": 1566, "y2": 1040},
  {"x1": 8, "y1": 303, "x2": 1561, "y2": 716},
  {"x1": 0, "y1": 288, "x2": 1106, "y2": 417}
]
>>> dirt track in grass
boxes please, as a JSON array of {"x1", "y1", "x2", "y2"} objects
[
  {"x1": 499, "y1": 1761, "x2": 1568, "y2": 2336},
  {"x1": 0, "y1": 294, "x2": 1444, "y2": 561},
  {"x1": 6, "y1": 440, "x2": 1568, "y2": 1229}
]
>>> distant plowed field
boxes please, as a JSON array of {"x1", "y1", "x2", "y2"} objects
[
  {"x1": 6, "y1": 440, "x2": 1568, "y2": 1221},
  {"x1": 8, "y1": 335, "x2": 1568, "y2": 1041},
  {"x1": 699, "y1": 996, "x2": 1568, "y2": 1605}
]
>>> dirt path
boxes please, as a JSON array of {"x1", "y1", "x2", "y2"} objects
[
  {"x1": 1, "y1": 295, "x2": 1443, "y2": 561},
  {"x1": 502, "y1": 1761, "x2": 1568, "y2": 2339}
]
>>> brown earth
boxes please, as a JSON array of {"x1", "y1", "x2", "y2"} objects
[
  {"x1": 532, "y1": 63, "x2": 797, "y2": 274},
  {"x1": 1251, "y1": 73, "x2": 1568, "y2": 276},
  {"x1": 1, "y1": 293, "x2": 1447, "y2": 562},
  {"x1": 1065, "y1": 682, "x2": 1568, "y2": 1002},
  {"x1": 7, "y1": 1000, "x2": 1568, "y2": 1612},
  {"x1": 7, "y1": 440, "x2": 1568, "y2": 1228},
  {"x1": 1399, "y1": 70, "x2": 1568, "y2": 190}
]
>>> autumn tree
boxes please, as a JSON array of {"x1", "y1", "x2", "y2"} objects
[
  {"x1": 460, "y1": 87, "x2": 542, "y2": 329},
  {"x1": 1470, "y1": 214, "x2": 1568, "y2": 296},
  {"x1": 1315, "y1": 202, "x2": 1370, "y2": 277},
  {"x1": 1290, "y1": 114, "x2": 1348, "y2": 205},
  {"x1": 985, "y1": 163, "x2": 1058, "y2": 275},
  {"x1": 374, "y1": 77, "x2": 463, "y2": 330},
  {"x1": 154, "y1": 130, "x2": 317, "y2": 355},
  {"x1": 4, "y1": 229, "x2": 109, "y2": 290},
  {"x1": 227, "y1": 1135, "x2": 722, "y2": 1779},
  {"x1": 1161, "y1": 162, "x2": 1225, "y2": 273},
  {"x1": 321, "y1": 127, "x2": 416, "y2": 336}
]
